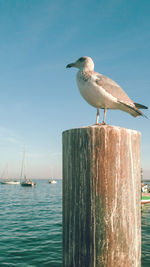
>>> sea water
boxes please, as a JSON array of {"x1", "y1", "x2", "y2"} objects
[
  {"x1": 142, "y1": 182, "x2": 150, "y2": 267},
  {"x1": 0, "y1": 180, "x2": 62, "y2": 267},
  {"x1": 0, "y1": 179, "x2": 149, "y2": 267}
]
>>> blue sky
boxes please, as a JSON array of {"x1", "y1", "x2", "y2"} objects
[{"x1": 0, "y1": 0, "x2": 149, "y2": 179}]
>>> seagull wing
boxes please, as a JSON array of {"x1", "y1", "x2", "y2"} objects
[
  {"x1": 94, "y1": 72, "x2": 148, "y2": 117},
  {"x1": 95, "y1": 73, "x2": 134, "y2": 105}
]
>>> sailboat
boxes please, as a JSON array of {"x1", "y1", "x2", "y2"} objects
[
  {"x1": 20, "y1": 146, "x2": 36, "y2": 187},
  {"x1": 48, "y1": 166, "x2": 57, "y2": 184},
  {"x1": 21, "y1": 176, "x2": 35, "y2": 187},
  {"x1": 141, "y1": 168, "x2": 150, "y2": 204},
  {"x1": 1, "y1": 180, "x2": 20, "y2": 185},
  {"x1": 48, "y1": 179, "x2": 57, "y2": 184},
  {"x1": 0, "y1": 164, "x2": 20, "y2": 185}
]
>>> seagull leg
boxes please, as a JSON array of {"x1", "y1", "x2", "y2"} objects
[
  {"x1": 94, "y1": 108, "x2": 106, "y2": 126},
  {"x1": 96, "y1": 108, "x2": 99, "y2": 124},
  {"x1": 103, "y1": 108, "x2": 107, "y2": 124}
]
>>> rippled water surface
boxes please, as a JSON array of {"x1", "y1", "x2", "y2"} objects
[
  {"x1": 142, "y1": 204, "x2": 150, "y2": 267},
  {"x1": 0, "y1": 179, "x2": 150, "y2": 266},
  {"x1": 141, "y1": 182, "x2": 150, "y2": 267},
  {"x1": 0, "y1": 179, "x2": 62, "y2": 267}
]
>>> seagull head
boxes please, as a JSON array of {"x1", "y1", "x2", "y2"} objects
[{"x1": 66, "y1": 56, "x2": 94, "y2": 71}]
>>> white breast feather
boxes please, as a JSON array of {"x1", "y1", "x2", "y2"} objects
[{"x1": 76, "y1": 72, "x2": 118, "y2": 109}]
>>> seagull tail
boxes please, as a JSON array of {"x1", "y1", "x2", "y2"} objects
[{"x1": 118, "y1": 101, "x2": 148, "y2": 119}]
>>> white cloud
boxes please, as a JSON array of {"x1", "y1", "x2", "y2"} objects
[
  {"x1": 50, "y1": 152, "x2": 62, "y2": 157},
  {"x1": 6, "y1": 137, "x2": 21, "y2": 144},
  {"x1": 27, "y1": 152, "x2": 44, "y2": 159},
  {"x1": 0, "y1": 126, "x2": 21, "y2": 145}
]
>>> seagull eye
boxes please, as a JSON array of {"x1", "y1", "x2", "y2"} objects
[{"x1": 79, "y1": 57, "x2": 85, "y2": 62}]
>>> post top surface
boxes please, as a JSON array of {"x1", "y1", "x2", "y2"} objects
[{"x1": 63, "y1": 124, "x2": 141, "y2": 136}]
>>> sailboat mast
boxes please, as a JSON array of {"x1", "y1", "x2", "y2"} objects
[
  {"x1": 20, "y1": 145, "x2": 26, "y2": 181},
  {"x1": 6, "y1": 163, "x2": 8, "y2": 180}
]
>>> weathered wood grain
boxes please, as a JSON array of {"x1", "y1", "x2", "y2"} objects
[{"x1": 62, "y1": 125, "x2": 141, "y2": 267}]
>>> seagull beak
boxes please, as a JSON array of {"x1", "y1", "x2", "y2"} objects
[{"x1": 66, "y1": 62, "x2": 76, "y2": 68}]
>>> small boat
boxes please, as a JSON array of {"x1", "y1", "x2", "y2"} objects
[
  {"x1": 0, "y1": 164, "x2": 20, "y2": 185},
  {"x1": 21, "y1": 177, "x2": 36, "y2": 187},
  {"x1": 20, "y1": 146, "x2": 35, "y2": 187},
  {"x1": 141, "y1": 181, "x2": 150, "y2": 204},
  {"x1": 1, "y1": 180, "x2": 20, "y2": 185},
  {"x1": 141, "y1": 194, "x2": 150, "y2": 204},
  {"x1": 48, "y1": 179, "x2": 57, "y2": 184}
]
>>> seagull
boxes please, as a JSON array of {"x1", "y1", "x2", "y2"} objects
[{"x1": 66, "y1": 56, "x2": 148, "y2": 124}]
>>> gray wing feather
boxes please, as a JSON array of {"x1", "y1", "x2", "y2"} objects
[{"x1": 95, "y1": 73, "x2": 134, "y2": 105}]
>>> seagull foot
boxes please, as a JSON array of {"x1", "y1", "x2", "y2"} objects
[{"x1": 93, "y1": 122, "x2": 106, "y2": 126}]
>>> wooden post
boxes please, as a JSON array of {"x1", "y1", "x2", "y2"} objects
[{"x1": 62, "y1": 125, "x2": 141, "y2": 267}]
